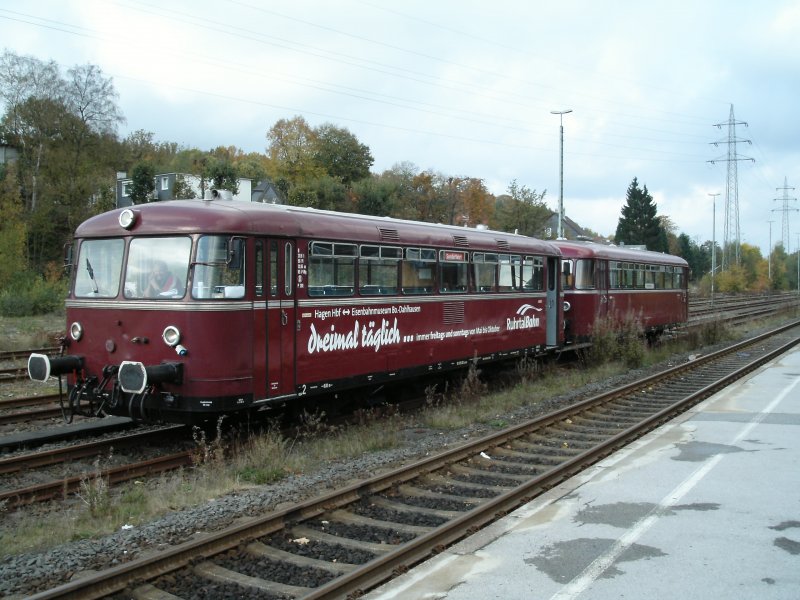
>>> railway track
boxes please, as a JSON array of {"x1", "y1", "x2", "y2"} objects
[
  {"x1": 0, "y1": 425, "x2": 190, "y2": 508},
  {"x1": 24, "y1": 320, "x2": 799, "y2": 600}
]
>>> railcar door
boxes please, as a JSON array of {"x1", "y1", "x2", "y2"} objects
[
  {"x1": 259, "y1": 239, "x2": 296, "y2": 398},
  {"x1": 546, "y1": 256, "x2": 559, "y2": 347},
  {"x1": 596, "y1": 259, "x2": 609, "y2": 320}
]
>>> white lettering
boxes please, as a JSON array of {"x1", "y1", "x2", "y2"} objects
[
  {"x1": 307, "y1": 322, "x2": 359, "y2": 354},
  {"x1": 362, "y1": 318, "x2": 401, "y2": 352},
  {"x1": 506, "y1": 315, "x2": 541, "y2": 331}
]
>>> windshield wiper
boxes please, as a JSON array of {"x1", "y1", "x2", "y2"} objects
[{"x1": 86, "y1": 258, "x2": 99, "y2": 294}]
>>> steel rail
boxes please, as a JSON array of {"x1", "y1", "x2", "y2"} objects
[
  {"x1": 0, "y1": 449, "x2": 194, "y2": 509},
  {"x1": 25, "y1": 320, "x2": 800, "y2": 600},
  {"x1": 0, "y1": 425, "x2": 185, "y2": 475},
  {"x1": 0, "y1": 392, "x2": 60, "y2": 410}
]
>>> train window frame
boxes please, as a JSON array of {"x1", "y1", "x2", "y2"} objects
[
  {"x1": 191, "y1": 235, "x2": 245, "y2": 300},
  {"x1": 472, "y1": 252, "x2": 498, "y2": 293},
  {"x1": 307, "y1": 240, "x2": 355, "y2": 297},
  {"x1": 574, "y1": 259, "x2": 595, "y2": 290},
  {"x1": 359, "y1": 245, "x2": 401, "y2": 295},
  {"x1": 561, "y1": 258, "x2": 575, "y2": 290},
  {"x1": 522, "y1": 256, "x2": 545, "y2": 291},
  {"x1": 498, "y1": 254, "x2": 520, "y2": 291},
  {"x1": 255, "y1": 240, "x2": 264, "y2": 297},
  {"x1": 284, "y1": 242, "x2": 293, "y2": 296},
  {"x1": 124, "y1": 236, "x2": 191, "y2": 300},
  {"x1": 74, "y1": 238, "x2": 126, "y2": 298},
  {"x1": 401, "y1": 247, "x2": 436, "y2": 295},
  {"x1": 439, "y1": 249, "x2": 468, "y2": 294}
]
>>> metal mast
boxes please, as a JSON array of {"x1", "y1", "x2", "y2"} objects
[
  {"x1": 708, "y1": 105, "x2": 753, "y2": 270},
  {"x1": 773, "y1": 177, "x2": 797, "y2": 250}
]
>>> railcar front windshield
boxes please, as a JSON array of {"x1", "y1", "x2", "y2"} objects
[
  {"x1": 123, "y1": 237, "x2": 191, "y2": 299},
  {"x1": 74, "y1": 239, "x2": 125, "y2": 298}
]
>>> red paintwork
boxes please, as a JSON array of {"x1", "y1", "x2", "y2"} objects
[
  {"x1": 63, "y1": 200, "x2": 563, "y2": 421},
  {"x1": 553, "y1": 240, "x2": 689, "y2": 342}
]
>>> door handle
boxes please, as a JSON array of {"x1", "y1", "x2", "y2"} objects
[{"x1": 281, "y1": 309, "x2": 288, "y2": 326}]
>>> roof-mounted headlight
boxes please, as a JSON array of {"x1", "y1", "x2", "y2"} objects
[{"x1": 119, "y1": 208, "x2": 137, "y2": 230}]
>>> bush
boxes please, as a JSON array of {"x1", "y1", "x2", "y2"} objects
[
  {"x1": 0, "y1": 271, "x2": 67, "y2": 316},
  {"x1": 589, "y1": 312, "x2": 647, "y2": 368}
]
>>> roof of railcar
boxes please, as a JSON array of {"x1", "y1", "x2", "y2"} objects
[
  {"x1": 552, "y1": 240, "x2": 688, "y2": 266},
  {"x1": 76, "y1": 199, "x2": 561, "y2": 256}
]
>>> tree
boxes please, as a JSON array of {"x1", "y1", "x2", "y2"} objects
[
  {"x1": 495, "y1": 179, "x2": 550, "y2": 237},
  {"x1": 172, "y1": 174, "x2": 196, "y2": 199},
  {"x1": 1, "y1": 51, "x2": 126, "y2": 272},
  {"x1": 63, "y1": 63, "x2": 124, "y2": 136},
  {"x1": 0, "y1": 162, "x2": 27, "y2": 288},
  {"x1": 352, "y1": 175, "x2": 398, "y2": 216},
  {"x1": 615, "y1": 178, "x2": 668, "y2": 252},
  {"x1": 312, "y1": 123, "x2": 373, "y2": 184},
  {"x1": 205, "y1": 159, "x2": 239, "y2": 195},
  {"x1": 266, "y1": 116, "x2": 320, "y2": 184},
  {"x1": 0, "y1": 50, "x2": 62, "y2": 139},
  {"x1": 129, "y1": 162, "x2": 155, "y2": 204}
]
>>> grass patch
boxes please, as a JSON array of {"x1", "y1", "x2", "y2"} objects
[
  {"x1": 0, "y1": 311, "x2": 65, "y2": 350},
  {"x1": 0, "y1": 409, "x2": 403, "y2": 557}
]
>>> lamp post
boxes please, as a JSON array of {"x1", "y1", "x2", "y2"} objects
[
  {"x1": 551, "y1": 109, "x2": 572, "y2": 239},
  {"x1": 709, "y1": 192, "x2": 719, "y2": 305}
]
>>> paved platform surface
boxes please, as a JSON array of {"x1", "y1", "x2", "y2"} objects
[{"x1": 366, "y1": 345, "x2": 800, "y2": 599}]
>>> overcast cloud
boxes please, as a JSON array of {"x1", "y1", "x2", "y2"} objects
[{"x1": 2, "y1": 0, "x2": 799, "y2": 255}]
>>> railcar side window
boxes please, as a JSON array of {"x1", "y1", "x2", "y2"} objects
[
  {"x1": 473, "y1": 253, "x2": 498, "y2": 293},
  {"x1": 401, "y1": 248, "x2": 435, "y2": 294},
  {"x1": 308, "y1": 241, "x2": 355, "y2": 296},
  {"x1": 124, "y1": 237, "x2": 191, "y2": 299},
  {"x1": 439, "y1": 250, "x2": 468, "y2": 293},
  {"x1": 359, "y1": 245, "x2": 401, "y2": 295},
  {"x1": 498, "y1": 255, "x2": 521, "y2": 291},
  {"x1": 255, "y1": 241, "x2": 264, "y2": 297},
  {"x1": 522, "y1": 256, "x2": 544, "y2": 291},
  {"x1": 574, "y1": 259, "x2": 595, "y2": 289},
  {"x1": 74, "y1": 239, "x2": 125, "y2": 298},
  {"x1": 561, "y1": 259, "x2": 574, "y2": 290},
  {"x1": 191, "y1": 236, "x2": 245, "y2": 300}
]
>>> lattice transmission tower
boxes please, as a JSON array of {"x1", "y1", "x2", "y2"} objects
[
  {"x1": 772, "y1": 177, "x2": 797, "y2": 251},
  {"x1": 708, "y1": 105, "x2": 754, "y2": 270}
]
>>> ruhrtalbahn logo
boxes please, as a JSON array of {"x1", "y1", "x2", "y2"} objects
[{"x1": 507, "y1": 304, "x2": 541, "y2": 331}]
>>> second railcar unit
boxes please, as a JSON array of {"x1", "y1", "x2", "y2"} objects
[
  {"x1": 29, "y1": 198, "x2": 564, "y2": 423},
  {"x1": 553, "y1": 240, "x2": 689, "y2": 343}
]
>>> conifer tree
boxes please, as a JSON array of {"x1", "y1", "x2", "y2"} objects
[{"x1": 614, "y1": 177, "x2": 668, "y2": 252}]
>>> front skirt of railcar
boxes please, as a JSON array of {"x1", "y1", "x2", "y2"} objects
[{"x1": 26, "y1": 352, "x2": 232, "y2": 424}]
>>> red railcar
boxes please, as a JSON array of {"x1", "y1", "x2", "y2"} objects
[
  {"x1": 553, "y1": 240, "x2": 689, "y2": 343},
  {"x1": 29, "y1": 197, "x2": 563, "y2": 423}
]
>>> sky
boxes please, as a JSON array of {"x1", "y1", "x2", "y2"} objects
[{"x1": 2, "y1": 0, "x2": 799, "y2": 257}]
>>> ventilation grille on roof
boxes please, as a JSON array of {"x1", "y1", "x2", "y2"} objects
[
  {"x1": 452, "y1": 235, "x2": 469, "y2": 247},
  {"x1": 379, "y1": 228, "x2": 400, "y2": 242},
  {"x1": 496, "y1": 239, "x2": 511, "y2": 251}
]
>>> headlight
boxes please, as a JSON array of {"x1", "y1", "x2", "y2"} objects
[
  {"x1": 70, "y1": 321, "x2": 83, "y2": 341},
  {"x1": 162, "y1": 325, "x2": 181, "y2": 347},
  {"x1": 563, "y1": 301, "x2": 571, "y2": 312},
  {"x1": 118, "y1": 208, "x2": 137, "y2": 229}
]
